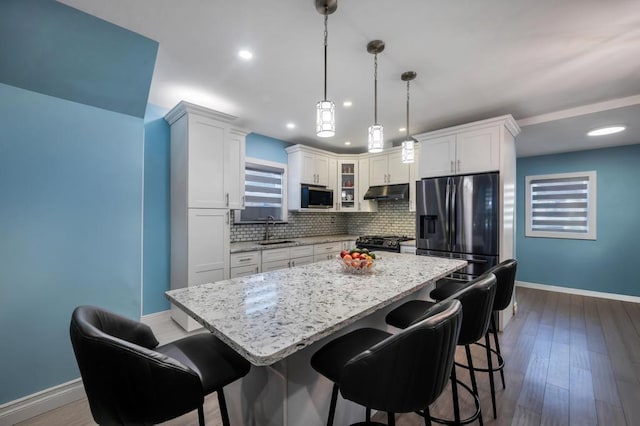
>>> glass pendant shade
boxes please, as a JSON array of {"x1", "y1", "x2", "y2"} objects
[
  {"x1": 368, "y1": 124, "x2": 384, "y2": 153},
  {"x1": 401, "y1": 139, "x2": 415, "y2": 163},
  {"x1": 316, "y1": 100, "x2": 335, "y2": 137}
]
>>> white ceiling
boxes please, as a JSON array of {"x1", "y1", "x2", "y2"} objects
[{"x1": 59, "y1": 0, "x2": 640, "y2": 156}]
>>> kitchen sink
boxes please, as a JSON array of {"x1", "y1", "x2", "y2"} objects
[{"x1": 257, "y1": 240, "x2": 296, "y2": 246}]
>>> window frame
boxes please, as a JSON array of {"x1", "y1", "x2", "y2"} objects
[
  {"x1": 525, "y1": 170, "x2": 597, "y2": 240},
  {"x1": 234, "y1": 157, "x2": 288, "y2": 224}
]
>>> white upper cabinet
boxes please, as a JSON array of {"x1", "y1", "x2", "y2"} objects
[
  {"x1": 225, "y1": 128, "x2": 247, "y2": 209},
  {"x1": 165, "y1": 101, "x2": 246, "y2": 209},
  {"x1": 337, "y1": 159, "x2": 358, "y2": 212},
  {"x1": 299, "y1": 150, "x2": 330, "y2": 186},
  {"x1": 286, "y1": 145, "x2": 337, "y2": 211},
  {"x1": 416, "y1": 116, "x2": 518, "y2": 178},
  {"x1": 369, "y1": 150, "x2": 410, "y2": 185},
  {"x1": 357, "y1": 158, "x2": 378, "y2": 212}
]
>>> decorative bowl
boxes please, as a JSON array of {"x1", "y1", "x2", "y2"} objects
[{"x1": 338, "y1": 256, "x2": 377, "y2": 274}]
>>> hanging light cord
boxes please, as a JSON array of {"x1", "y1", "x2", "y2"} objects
[
  {"x1": 323, "y1": 11, "x2": 328, "y2": 101},
  {"x1": 374, "y1": 53, "x2": 378, "y2": 125},
  {"x1": 406, "y1": 79, "x2": 410, "y2": 139}
]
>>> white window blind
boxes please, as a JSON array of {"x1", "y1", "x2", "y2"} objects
[
  {"x1": 525, "y1": 171, "x2": 596, "y2": 240},
  {"x1": 236, "y1": 159, "x2": 287, "y2": 223}
]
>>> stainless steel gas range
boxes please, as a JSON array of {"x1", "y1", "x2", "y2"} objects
[{"x1": 355, "y1": 235, "x2": 415, "y2": 253}]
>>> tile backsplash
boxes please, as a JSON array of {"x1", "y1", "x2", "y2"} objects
[
  {"x1": 345, "y1": 199, "x2": 415, "y2": 237},
  {"x1": 230, "y1": 199, "x2": 415, "y2": 242}
]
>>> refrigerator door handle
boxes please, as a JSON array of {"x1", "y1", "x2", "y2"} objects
[
  {"x1": 450, "y1": 181, "x2": 457, "y2": 248},
  {"x1": 445, "y1": 178, "x2": 451, "y2": 250}
]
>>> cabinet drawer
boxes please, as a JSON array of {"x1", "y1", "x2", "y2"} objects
[
  {"x1": 292, "y1": 245, "x2": 314, "y2": 257},
  {"x1": 230, "y1": 264, "x2": 261, "y2": 278},
  {"x1": 230, "y1": 251, "x2": 261, "y2": 268},
  {"x1": 261, "y1": 247, "x2": 291, "y2": 263},
  {"x1": 314, "y1": 242, "x2": 341, "y2": 256},
  {"x1": 262, "y1": 258, "x2": 291, "y2": 272}
]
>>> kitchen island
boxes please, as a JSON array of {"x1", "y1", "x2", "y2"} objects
[{"x1": 166, "y1": 253, "x2": 466, "y2": 425}]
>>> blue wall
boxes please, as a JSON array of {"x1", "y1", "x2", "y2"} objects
[
  {"x1": 0, "y1": 84, "x2": 144, "y2": 403},
  {"x1": 0, "y1": 0, "x2": 157, "y2": 118},
  {"x1": 143, "y1": 104, "x2": 171, "y2": 314},
  {"x1": 516, "y1": 144, "x2": 640, "y2": 297},
  {"x1": 246, "y1": 133, "x2": 292, "y2": 164}
]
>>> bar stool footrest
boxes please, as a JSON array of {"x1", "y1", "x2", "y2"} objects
[
  {"x1": 454, "y1": 342, "x2": 505, "y2": 373},
  {"x1": 421, "y1": 379, "x2": 482, "y2": 425}
]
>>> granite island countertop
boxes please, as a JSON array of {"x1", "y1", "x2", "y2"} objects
[
  {"x1": 166, "y1": 253, "x2": 466, "y2": 366},
  {"x1": 230, "y1": 234, "x2": 359, "y2": 253}
]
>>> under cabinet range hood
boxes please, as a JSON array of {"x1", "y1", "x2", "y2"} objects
[{"x1": 363, "y1": 183, "x2": 409, "y2": 200}]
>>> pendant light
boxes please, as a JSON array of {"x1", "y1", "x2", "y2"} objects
[
  {"x1": 367, "y1": 40, "x2": 385, "y2": 153},
  {"x1": 401, "y1": 71, "x2": 417, "y2": 163},
  {"x1": 315, "y1": 0, "x2": 337, "y2": 138}
]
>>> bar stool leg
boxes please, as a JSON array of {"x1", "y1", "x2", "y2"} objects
[
  {"x1": 388, "y1": 412, "x2": 396, "y2": 426},
  {"x1": 197, "y1": 405, "x2": 205, "y2": 426},
  {"x1": 327, "y1": 383, "x2": 339, "y2": 426},
  {"x1": 485, "y1": 333, "x2": 497, "y2": 419},
  {"x1": 491, "y1": 315, "x2": 505, "y2": 389},
  {"x1": 217, "y1": 389, "x2": 230, "y2": 426},
  {"x1": 450, "y1": 366, "x2": 461, "y2": 424},
  {"x1": 424, "y1": 406, "x2": 432, "y2": 426},
  {"x1": 366, "y1": 407, "x2": 371, "y2": 422},
  {"x1": 465, "y1": 345, "x2": 483, "y2": 426}
]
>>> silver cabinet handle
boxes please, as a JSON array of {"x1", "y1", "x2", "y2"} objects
[
  {"x1": 238, "y1": 257, "x2": 252, "y2": 262},
  {"x1": 226, "y1": 193, "x2": 229, "y2": 207},
  {"x1": 358, "y1": 202, "x2": 361, "y2": 210},
  {"x1": 255, "y1": 267, "x2": 259, "y2": 273},
  {"x1": 242, "y1": 195, "x2": 245, "y2": 208},
  {"x1": 450, "y1": 161, "x2": 454, "y2": 173},
  {"x1": 287, "y1": 260, "x2": 291, "y2": 267},
  {"x1": 457, "y1": 159, "x2": 461, "y2": 172},
  {"x1": 291, "y1": 260, "x2": 295, "y2": 267}
]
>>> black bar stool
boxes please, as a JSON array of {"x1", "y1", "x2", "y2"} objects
[
  {"x1": 70, "y1": 305, "x2": 251, "y2": 426},
  {"x1": 386, "y1": 273, "x2": 497, "y2": 425},
  {"x1": 311, "y1": 299, "x2": 463, "y2": 426},
  {"x1": 430, "y1": 259, "x2": 517, "y2": 418}
]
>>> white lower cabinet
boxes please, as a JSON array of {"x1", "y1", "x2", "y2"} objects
[
  {"x1": 230, "y1": 251, "x2": 261, "y2": 278},
  {"x1": 290, "y1": 245, "x2": 314, "y2": 268},
  {"x1": 171, "y1": 208, "x2": 229, "y2": 332},
  {"x1": 290, "y1": 255, "x2": 314, "y2": 268},
  {"x1": 313, "y1": 242, "x2": 342, "y2": 262},
  {"x1": 262, "y1": 258, "x2": 292, "y2": 272}
]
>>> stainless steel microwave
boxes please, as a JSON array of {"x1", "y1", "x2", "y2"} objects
[{"x1": 301, "y1": 184, "x2": 333, "y2": 209}]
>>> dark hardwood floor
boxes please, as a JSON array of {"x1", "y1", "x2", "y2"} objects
[
  {"x1": 18, "y1": 287, "x2": 640, "y2": 425},
  {"x1": 373, "y1": 287, "x2": 640, "y2": 426}
]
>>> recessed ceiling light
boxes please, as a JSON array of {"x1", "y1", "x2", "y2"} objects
[
  {"x1": 587, "y1": 125, "x2": 626, "y2": 136},
  {"x1": 344, "y1": 141, "x2": 351, "y2": 145},
  {"x1": 399, "y1": 127, "x2": 406, "y2": 132},
  {"x1": 238, "y1": 50, "x2": 253, "y2": 60},
  {"x1": 343, "y1": 101, "x2": 352, "y2": 107},
  {"x1": 286, "y1": 123, "x2": 296, "y2": 129}
]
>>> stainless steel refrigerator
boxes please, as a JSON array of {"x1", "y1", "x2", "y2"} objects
[{"x1": 416, "y1": 172, "x2": 499, "y2": 280}]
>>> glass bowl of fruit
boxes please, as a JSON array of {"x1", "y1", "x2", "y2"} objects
[{"x1": 338, "y1": 248, "x2": 377, "y2": 274}]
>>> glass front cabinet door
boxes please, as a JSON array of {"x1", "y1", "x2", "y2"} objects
[{"x1": 338, "y1": 160, "x2": 358, "y2": 211}]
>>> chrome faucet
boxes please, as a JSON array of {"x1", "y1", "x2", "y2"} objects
[{"x1": 264, "y1": 215, "x2": 275, "y2": 241}]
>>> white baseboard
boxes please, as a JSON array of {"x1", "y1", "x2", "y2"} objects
[
  {"x1": 140, "y1": 309, "x2": 171, "y2": 322},
  {"x1": 516, "y1": 281, "x2": 640, "y2": 303},
  {"x1": 0, "y1": 379, "x2": 86, "y2": 426}
]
